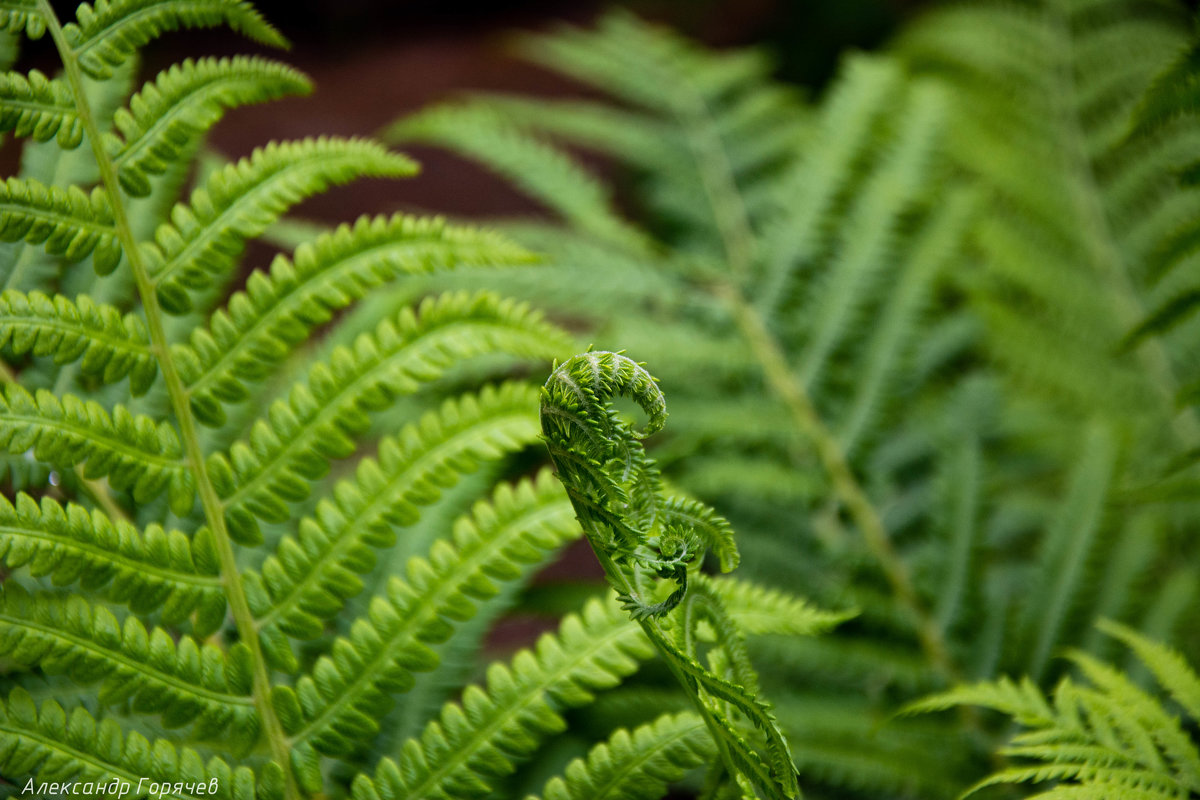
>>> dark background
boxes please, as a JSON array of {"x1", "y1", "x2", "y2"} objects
[{"x1": 32, "y1": 0, "x2": 931, "y2": 223}]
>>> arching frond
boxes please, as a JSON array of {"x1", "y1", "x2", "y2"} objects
[
  {"x1": 0, "y1": 178, "x2": 121, "y2": 273},
  {"x1": 143, "y1": 137, "x2": 418, "y2": 312},
  {"x1": 0, "y1": 383, "x2": 193, "y2": 512},
  {"x1": 247, "y1": 382, "x2": 546, "y2": 648},
  {"x1": 0, "y1": 688, "x2": 264, "y2": 800},
  {"x1": 527, "y1": 711, "x2": 712, "y2": 800},
  {"x1": 62, "y1": 0, "x2": 286, "y2": 79},
  {"x1": 0, "y1": 582, "x2": 255, "y2": 737},
  {"x1": 0, "y1": 69, "x2": 82, "y2": 146},
  {"x1": 349, "y1": 596, "x2": 653, "y2": 800},
  {"x1": 0, "y1": 289, "x2": 156, "y2": 394},
  {"x1": 206, "y1": 291, "x2": 567, "y2": 545},
  {"x1": 110, "y1": 56, "x2": 312, "y2": 196},
  {"x1": 178, "y1": 214, "x2": 535, "y2": 425},
  {"x1": 908, "y1": 622, "x2": 1200, "y2": 800},
  {"x1": 275, "y1": 470, "x2": 586, "y2": 754},
  {"x1": 0, "y1": 492, "x2": 224, "y2": 631}
]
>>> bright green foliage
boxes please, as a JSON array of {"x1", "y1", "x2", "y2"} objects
[
  {"x1": 0, "y1": 4, "x2": 823, "y2": 800},
  {"x1": 541, "y1": 351, "x2": 799, "y2": 799},
  {"x1": 0, "y1": 688, "x2": 261, "y2": 800},
  {"x1": 0, "y1": 69, "x2": 82, "y2": 146},
  {"x1": 525, "y1": 711, "x2": 713, "y2": 800},
  {"x1": 389, "y1": 4, "x2": 1200, "y2": 798},
  {"x1": 0, "y1": 288, "x2": 156, "y2": 392},
  {"x1": 908, "y1": 621, "x2": 1200, "y2": 799}
]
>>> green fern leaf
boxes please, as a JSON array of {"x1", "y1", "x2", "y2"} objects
[
  {"x1": 0, "y1": 688, "x2": 261, "y2": 800},
  {"x1": 62, "y1": 0, "x2": 286, "y2": 79},
  {"x1": 0, "y1": 289, "x2": 157, "y2": 393},
  {"x1": 1095, "y1": 619, "x2": 1200, "y2": 722},
  {"x1": 0, "y1": 492, "x2": 224, "y2": 631},
  {"x1": 276, "y1": 469, "x2": 586, "y2": 753},
  {"x1": 526, "y1": 711, "x2": 712, "y2": 800},
  {"x1": 247, "y1": 382, "x2": 546, "y2": 647},
  {"x1": 177, "y1": 214, "x2": 534, "y2": 425},
  {"x1": 143, "y1": 137, "x2": 418, "y2": 312},
  {"x1": 349, "y1": 596, "x2": 654, "y2": 800},
  {"x1": 0, "y1": 177, "x2": 122, "y2": 273},
  {"x1": 0, "y1": 383, "x2": 193, "y2": 512},
  {"x1": 0, "y1": 582, "x2": 256, "y2": 737},
  {"x1": 387, "y1": 105, "x2": 647, "y2": 250},
  {"x1": 0, "y1": 0, "x2": 43, "y2": 38},
  {"x1": 207, "y1": 291, "x2": 566, "y2": 545},
  {"x1": 0, "y1": 69, "x2": 82, "y2": 147},
  {"x1": 110, "y1": 56, "x2": 312, "y2": 196}
]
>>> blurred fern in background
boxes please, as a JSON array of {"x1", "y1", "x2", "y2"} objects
[{"x1": 386, "y1": 1, "x2": 1200, "y2": 796}]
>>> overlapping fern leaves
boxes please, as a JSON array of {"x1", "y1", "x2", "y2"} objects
[
  {"x1": 385, "y1": 5, "x2": 1200, "y2": 798},
  {"x1": 0, "y1": 3, "x2": 829, "y2": 800}
]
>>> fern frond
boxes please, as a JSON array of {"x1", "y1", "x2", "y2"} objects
[
  {"x1": 110, "y1": 56, "x2": 312, "y2": 196},
  {"x1": 1095, "y1": 619, "x2": 1200, "y2": 720},
  {"x1": 0, "y1": 688, "x2": 262, "y2": 800},
  {"x1": 715, "y1": 578, "x2": 854, "y2": 637},
  {"x1": 62, "y1": 0, "x2": 287, "y2": 79},
  {"x1": 0, "y1": 582, "x2": 255, "y2": 736},
  {"x1": 0, "y1": 383, "x2": 193, "y2": 512},
  {"x1": 0, "y1": 289, "x2": 156, "y2": 394},
  {"x1": 275, "y1": 469, "x2": 586, "y2": 754},
  {"x1": 0, "y1": 177, "x2": 122, "y2": 273},
  {"x1": 386, "y1": 105, "x2": 647, "y2": 250},
  {"x1": 0, "y1": 69, "x2": 82, "y2": 146},
  {"x1": 911, "y1": 622, "x2": 1200, "y2": 800},
  {"x1": 526, "y1": 711, "x2": 712, "y2": 800},
  {"x1": 349, "y1": 596, "x2": 654, "y2": 800},
  {"x1": 0, "y1": 492, "x2": 224, "y2": 631},
  {"x1": 207, "y1": 291, "x2": 566, "y2": 545},
  {"x1": 540, "y1": 352, "x2": 798, "y2": 799},
  {"x1": 178, "y1": 214, "x2": 534, "y2": 425},
  {"x1": 0, "y1": 0, "x2": 43, "y2": 38},
  {"x1": 143, "y1": 137, "x2": 418, "y2": 312},
  {"x1": 248, "y1": 382, "x2": 547, "y2": 646}
]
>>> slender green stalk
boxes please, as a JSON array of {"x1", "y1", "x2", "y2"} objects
[
  {"x1": 35, "y1": 4, "x2": 300, "y2": 797},
  {"x1": 720, "y1": 285, "x2": 959, "y2": 684}
]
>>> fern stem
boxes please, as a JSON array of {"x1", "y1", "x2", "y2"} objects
[
  {"x1": 719, "y1": 284, "x2": 961, "y2": 684},
  {"x1": 35, "y1": 4, "x2": 300, "y2": 798}
]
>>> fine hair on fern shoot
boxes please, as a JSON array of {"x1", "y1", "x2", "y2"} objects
[{"x1": 0, "y1": 2, "x2": 837, "y2": 800}]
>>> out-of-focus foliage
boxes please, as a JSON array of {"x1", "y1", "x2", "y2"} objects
[{"x1": 386, "y1": 1, "x2": 1200, "y2": 796}]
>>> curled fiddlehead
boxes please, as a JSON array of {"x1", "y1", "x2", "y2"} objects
[{"x1": 540, "y1": 350, "x2": 799, "y2": 799}]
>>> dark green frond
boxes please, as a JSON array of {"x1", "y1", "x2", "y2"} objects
[
  {"x1": 0, "y1": 582, "x2": 256, "y2": 737},
  {"x1": 178, "y1": 214, "x2": 535, "y2": 425},
  {"x1": 207, "y1": 291, "x2": 567, "y2": 545},
  {"x1": 144, "y1": 137, "x2": 418, "y2": 312},
  {"x1": 0, "y1": 383, "x2": 193, "y2": 512},
  {"x1": 275, "y1": 469, "x2": 585, "y2": 754},
  {"x1": 0, "y1": 492, "x2": 224, "y2": 631},
  {"x1": 349, "y1": 596, "x2": 653, "y2": 800},
  {"x1": 0, "y1": 688, "x2": 262, "y2": 800},
  {"x1": 0, "y1": 289, "x2": 157, "y2": 394},
  {"x1": 110, "y1": 56, "x2": 312, "y2": 196},
  {"x1": 63, "y1": 0, "x2": 287, "y2": 79},
  {"x1": 0, "y1": 69, "x2": 82, "y2": 146},
  {"x1": 0, "y1": 177, "x2": 121, "y2": 273},
  {"x1": 247, "y1": 382, "x2": 546, "y2": 647},
  {"x1": 526, "y1": 711, "x2": 712, "y2": 800}
]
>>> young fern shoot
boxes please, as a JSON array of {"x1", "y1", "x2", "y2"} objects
[{"x1": 541, "y1": 350, "x2": 799, "y2": 800}]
